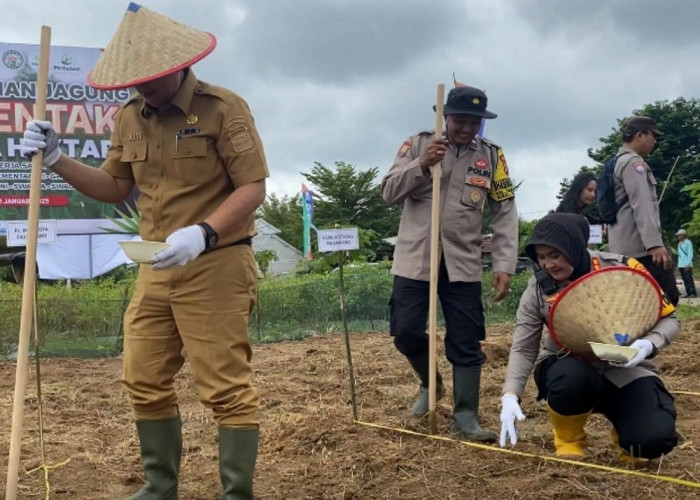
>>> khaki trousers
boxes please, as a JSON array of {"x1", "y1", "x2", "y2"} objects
[{"x1": 122, "y1": 244, "x2": 259, "y2": 427}]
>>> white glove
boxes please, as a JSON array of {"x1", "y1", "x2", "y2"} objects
[
  {"x1": 622, "y1": 339, "x2": 654, "y2": 368},
  {"x1": 499, "y1": 394, "x2": 526, "y2": 447},
  {"x1": 20, "y1": 120, "x2": 62, "y2": 168},
  {"x1": 151, "y1": 225, "x2": 206, "y2": 270}
]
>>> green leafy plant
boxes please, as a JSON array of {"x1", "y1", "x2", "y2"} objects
[{"x1": 100, "y1": 205, "x2": 141, "y2": 234}]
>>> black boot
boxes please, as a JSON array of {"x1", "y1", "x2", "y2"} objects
[
  {"x1": 406, "y1": 351, "x2": 444, "y2": 417},
  {"x1": 452, "y1": 366, "x2": 497, "y2": 443},
  {"x1": 122, "y1": 416, "x2": 182, "y2": 500},
  {"x1": 219, "y1": 427, "x2": 259, "y2": 500}
]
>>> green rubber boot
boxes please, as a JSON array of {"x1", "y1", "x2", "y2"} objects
[
  {"x1": 122, "y1": 416, "x2": 182, "y2": 500},
  {"x1": 219, "y1": 427, "x2": 259, "y2": 500}
]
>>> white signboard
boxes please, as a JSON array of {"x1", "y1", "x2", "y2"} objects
[
  {"x1": 318, "y1": 227, "x2": 359, "y2": 252},
  {"x1": 588, "y1": 224, "x2": 603, "y2": 244},
  {"x1": 6, "y1": 219, "x2": 57, "y2": 246}
]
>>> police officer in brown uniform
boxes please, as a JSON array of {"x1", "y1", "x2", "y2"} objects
[
  {"x1": 20, "y1": 4, "x2": 268, "y2": 499},
  {"x1": 382, "y1": 86, "x2": 518, "y2": 442},
  {"x1": 607, "y1": 116, "x2": 679, "y2": 305}
]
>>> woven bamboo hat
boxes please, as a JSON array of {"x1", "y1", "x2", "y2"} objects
[
  {"x1": 88, "y1": 2, "x2": 216, "y2": 90},
  {"x1": 548, "y1": 266, "x2": 662, "y2": 359}
]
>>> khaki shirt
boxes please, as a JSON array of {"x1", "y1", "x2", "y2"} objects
[
  {"x1": 503, "y1": 251, "x2": 680, "y2": 397},
  {"x1": 382, "y1": 132, "x2": 518, "y2": 282},
  {"x1": 607, "y1": 146, "x2": 664, "y2": 258},
  {"x1": 102, "y1": 70, "x2": 269, "y2": 247}
]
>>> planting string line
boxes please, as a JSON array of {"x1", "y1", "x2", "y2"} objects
[
  {"x1": 27, "y1": 284, "x2": 70, "y2": 500},
  {"x1": 354, "y1": 420, "x2": 700, "y2": 489}
]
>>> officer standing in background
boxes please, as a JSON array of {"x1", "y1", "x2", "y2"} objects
[
  {"x1": 676, "y1": 228, "x2": 697, "y2": 298},
  {"x1": 382, "y1": 85, "x2": 518, "y2": 442},
  {"x1": 21, "y1": 4, "x2": 268, "y2": 499},
  {"x1": 607, "y1": 116, "x2": 679, "y2": 305}
]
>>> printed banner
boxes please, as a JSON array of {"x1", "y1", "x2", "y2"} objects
[
  {"x1": 0, "y1": 42, "x2": 131, "y2": 235},
  {"x1": 301, "y1": 183, "x2": 314, "y2": 259}
]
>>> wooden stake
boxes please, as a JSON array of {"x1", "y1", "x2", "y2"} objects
[
  {"x1": 658, "y1": 155, "x2": 682, "y2": 204},
  {"x1": 338, "y1": 250, "x2": 358, "y2": 420},
  {"x1": 5, "y1": 25, "x2": 51, "y2": 500},
  {"x1": 428, "y1": 84, "x2": 445, "y2": 434}
]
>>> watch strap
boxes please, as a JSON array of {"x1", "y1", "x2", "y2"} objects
[{"x1": 197, "y1": 222, "x2": 218, "y2": 252}]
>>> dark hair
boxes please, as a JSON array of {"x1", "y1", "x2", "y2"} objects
[{"x1": 556, "y1": 172, "x2": 597, "y2": 215}]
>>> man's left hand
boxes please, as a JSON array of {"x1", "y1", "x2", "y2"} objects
[
  {"x1": 622, "y1": 339, "x2": 654, "y2": 368},
  {"x1": 152, "y1": 225, "x2": 206, "y2": 270},
  {"x1": 492, "y1": 271, "x2": 511, "y2": 302}
]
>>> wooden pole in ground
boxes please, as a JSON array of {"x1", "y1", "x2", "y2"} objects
[
  {"x1": 658, "y1": 155, "x2": 682, "y2": 204},
  {"x1": 428, "y1": 84, "x2": 445, "y2": 434},
  {"x1": 338, "y1": 250, "x2": 358, "y2": 420},
  {"x1": 5, "y1": 25, "x2": 51, "y2": 500}
]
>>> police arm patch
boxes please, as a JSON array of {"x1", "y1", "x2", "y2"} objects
[
  {"x1": 397, "y1": 140, "x2": 412, "y2": 158},
  {"x1": 488, "y1": 148, "x2": 515, "y2": 201}
]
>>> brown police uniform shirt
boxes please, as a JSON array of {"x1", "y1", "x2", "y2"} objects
[
  {"x1": 102, "y1": 70, "x2": 269, "y2": 247},
  {"x1": 382, "y1": 131, "x2": 518, "y2": 282},
  {"x1": 607, "y1": 146, "x2": 664, "y2": 258},
  {"x1": 503, "y1": 251, "x2": 680, "y2": 398}
]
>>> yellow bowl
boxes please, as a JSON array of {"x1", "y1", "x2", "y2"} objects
[
  {"x1": 588, "y1": 342, "x2": 638, "y2": 363},
  {"x1": 119, "y1": 240, "x2": 169, "y2": 263}
]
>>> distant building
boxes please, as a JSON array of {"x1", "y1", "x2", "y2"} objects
[{"x1": 253, "y1": 219, "x2": 303, "y2": 276}]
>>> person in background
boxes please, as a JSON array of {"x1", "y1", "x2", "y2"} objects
[
  {"x1": 382, "y1": 85, "x2": 518, "y2": 442},
  {"x1": 606, "y1": 116, "x2": 679, "y2": 305},
  {"x1": 20, "y1": 4, "x2": 267, "y2": 499},
  {"x1": 676, "y1": 228, "x2": 697, "y2": 298},
  {"x1": 555, "y1": 172, "x2": 601, "y2": 224},
  {"x1": 499, "y1": 213, "x2": 679, "y2": 462}
]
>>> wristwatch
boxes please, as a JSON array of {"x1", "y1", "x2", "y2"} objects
[{"x1": 197, "y1": 222, "x2": 219, "y2": 252}]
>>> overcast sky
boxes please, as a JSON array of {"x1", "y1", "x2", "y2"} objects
[{"x1": 3, "y1": 0, "x2": 699, "y2": 220}]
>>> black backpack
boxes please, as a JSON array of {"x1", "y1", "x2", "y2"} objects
[{"x1": 595, "y1": 152, "x2": 628, "y2": 224}]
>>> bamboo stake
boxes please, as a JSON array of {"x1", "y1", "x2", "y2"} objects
[
  {"x1": 6, "y1": 25, "x2": 51, "y2": 500},
  {"x1": 338, "y1": 249, "x2": 358, "y2": 420},
  {"x1": 658, "y1": 155, "x2": 682, "y2": 204},
  {"x1": 428, "y1": 84, "x2": 445, "y2": 434}
]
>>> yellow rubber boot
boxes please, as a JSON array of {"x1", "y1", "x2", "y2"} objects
[
  {"x1": 547, "y1": 406, "x2": 590, "y2": 458},
  {"x1": 611, "y1": 428, "x2": 649, "y2": 466}
]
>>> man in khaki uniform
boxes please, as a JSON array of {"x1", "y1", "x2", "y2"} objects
[
  {"x1": 382, "y1": 85, "x2": 518, "y2": 442},
  {"x1": 607, "y1": 116, "x2": 679, "y2": 305},
  {"x1": 21, "y1": 4, "x2": 267, "y2": 499}
]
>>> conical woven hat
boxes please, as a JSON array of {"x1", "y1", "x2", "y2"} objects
[
  {"x1": 88, "y1": 2, "x2": 216, "y2": 90},
  {"x1": 548, "y1": 266, "x2": 662, "y2": 359}
]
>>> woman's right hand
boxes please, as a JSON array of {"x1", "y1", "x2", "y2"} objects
[{"x1": 499, "y1": 393, "x2": 526, "y2": 447}]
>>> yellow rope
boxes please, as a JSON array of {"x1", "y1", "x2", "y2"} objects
[
  {"x1": 671, "y1": 391, "x2": 700, "y2": 397},
  {"x1": 26, "y1": 459, "x2": 71, "y2": 500},
  {"x1": 354, "y1": 420, "x2": 700, "y2": 489},
  {"x1": 28, "y1": 284, "x2": 70, "y2": 499}
]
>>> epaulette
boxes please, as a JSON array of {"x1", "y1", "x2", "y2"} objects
[
  {"x1": 193, "y1": 80, "x2": 236, "y2": 103},
  {"x1": 479, "y1": 136, "x2": 501, "y2": 150}
]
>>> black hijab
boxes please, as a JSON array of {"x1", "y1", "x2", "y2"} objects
[{"x1": 525, "y1": 213, "x2": 591, "y2": 281}]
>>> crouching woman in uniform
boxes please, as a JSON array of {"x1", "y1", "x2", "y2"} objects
[{"x1": 498, "y1": 212, "x2": 679, "y2": 461}]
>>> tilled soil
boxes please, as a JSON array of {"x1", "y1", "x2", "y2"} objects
[{"x1": 1, "y1": 320, "x2": 699, "y2": 499}]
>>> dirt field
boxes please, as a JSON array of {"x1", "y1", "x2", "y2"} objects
[{"x1": 1, "y1": 319, "x2": 699, "y2": 499}]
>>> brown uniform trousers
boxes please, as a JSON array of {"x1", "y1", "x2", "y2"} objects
[{"x1": 123, "y1": 244, "x2": 259, "y2": 427}]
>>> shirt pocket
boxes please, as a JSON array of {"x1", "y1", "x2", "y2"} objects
[
  {"x1": 647, "y1": 172, "x2": 658, "y2": 202},
  {"x1": 170, "y1": 136, "x2": 211, "y2": 185},
  {"x1": 121, "y1": 141, "x2": 153, "y2": 187},
  {"x1": 460, "y1": 183, "x2": 487, "y2": 212}
]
